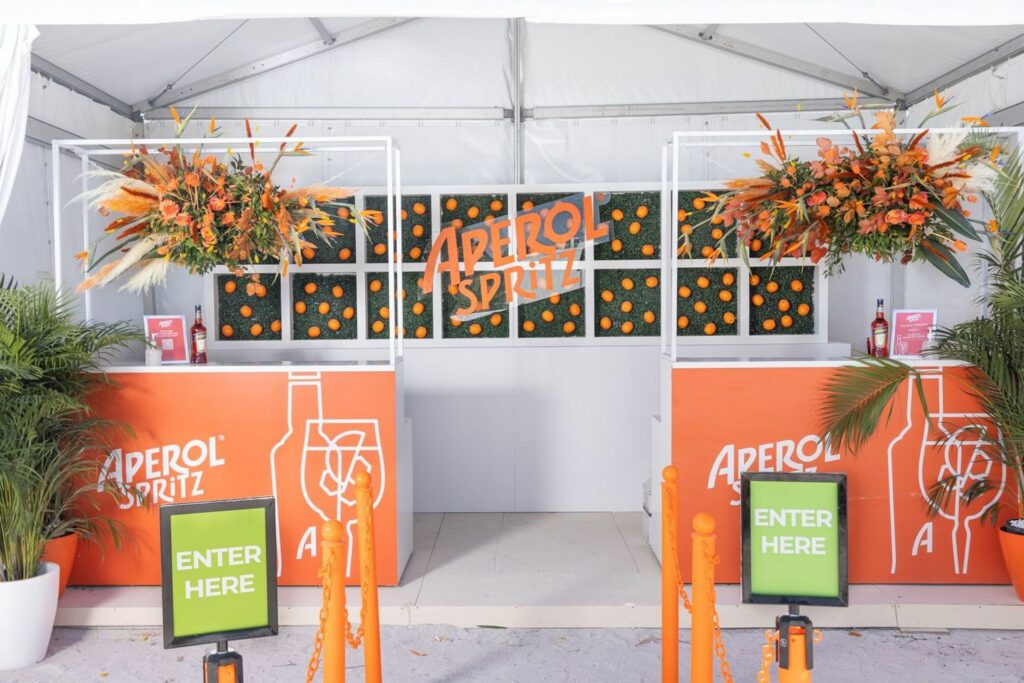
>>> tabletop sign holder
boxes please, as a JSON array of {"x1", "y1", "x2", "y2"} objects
[
  {"x1": 160, "y1": 497, "x2": 279, "y2": 682},
  {"x1": 741, "y1": 472, "x2": 848, "y2": 679}
]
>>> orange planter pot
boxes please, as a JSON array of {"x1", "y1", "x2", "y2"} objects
[
  {"x1": 41, "y1": 533, "x2": 78, "y2": 599},
  {"x1": 999, "y1": 526, "x2": 1024, "y2": 603}
]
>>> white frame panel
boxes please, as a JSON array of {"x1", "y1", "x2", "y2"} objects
[{"x1": 50, "y1": 135, "x2": 404, "y2": 366}]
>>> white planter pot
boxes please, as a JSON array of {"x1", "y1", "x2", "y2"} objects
[{"x1": 0, "y1": 562, "x2": 59, "y2": 671}]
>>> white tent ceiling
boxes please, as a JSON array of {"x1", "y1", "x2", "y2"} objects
[
  {"x1": 26, "y1": 18, "x2": 1024, "y2": 123},
  {"x1": 11, "y1": 0, "x2": 1024, "y2": 27}
]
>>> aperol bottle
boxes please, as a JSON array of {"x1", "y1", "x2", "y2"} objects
[{"x1": 189, "y1": 305, "x2": 207, "y2": 364}]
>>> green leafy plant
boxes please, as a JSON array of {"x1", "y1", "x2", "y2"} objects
[
  {"x1": 821, "y1": 150, "x2": 1024, "y2": 524},
  {"x1": 0, "y1": 283, "x2": 143, "y2": 582}
]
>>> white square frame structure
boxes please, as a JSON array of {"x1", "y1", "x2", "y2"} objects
[
  {"x1": 50, "y1": 135, "x2": 405, "y2": 366},
  {"x1": 659, "y1": 126, "x2": 1024, "y2": 361}
]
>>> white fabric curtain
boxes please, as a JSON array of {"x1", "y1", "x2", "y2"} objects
[{"x1": 0, "y1": 25, "x2": 37, "y2": 228}]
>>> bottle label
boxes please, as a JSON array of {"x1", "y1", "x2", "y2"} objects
[
  {"x1": 873, "y1": 325, "x2": 888, "y2": 352},
  {"x1": 195, "y1": 332, "x2": 207, "y2": 354}
]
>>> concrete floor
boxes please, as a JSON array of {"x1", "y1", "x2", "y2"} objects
[{"x1": 3, "y1": 626, "x2": 1023, "y2": 682}]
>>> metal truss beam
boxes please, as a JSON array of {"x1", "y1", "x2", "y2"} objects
[
  {"x1": 902, "y1": 33, "x2": 1024, "y2": 108},
  {"x1": 649, "y1": 25, "x2": 900, "y2": 100},
  {"x1": 986, "y1": 101, "x2": 1024, "y2": 127},
  {"x1": 141, "y1": 106, "x2": 510, "y2": 122},
  {"x1": 308, "y1": 18, "x2": 335, "y2": 45},
  {"x1": 138, "y1": 18, "x2": 417, "y2": 112},
  {"x1": 528, "y1": 97, "x2": 892, "y2": 120},
  {"x1": 30, "y1": 55, "x2": 134, "y2": 120}
]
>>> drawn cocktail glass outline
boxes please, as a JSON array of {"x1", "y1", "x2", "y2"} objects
[
  {"x1": 885, "y1": 368, "x2": 1005, "y2": 575},
  {"x1": 270, "y1": 371, "x2": 387, "y2": 578},
  {"x1": 301, "y1": 418, "x2": 386, "y2": 576}
]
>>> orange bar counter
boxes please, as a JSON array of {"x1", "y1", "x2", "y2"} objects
[
  {"x1": 658, "y1": 356, "x2": 1011, "y2": 585},
  {"x1": 74, "y1": 361, "x2": 412, "y2": 587}
]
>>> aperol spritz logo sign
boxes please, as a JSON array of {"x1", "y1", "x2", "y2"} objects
[
  {"x1": 421, "y1": 193, "x2": 612, "y2": 318},
  {"x1": 98, "y1": 435, "x2": 226, "y2": 509},
  {"x1": 707, "y1": 434, "x2": 843, "y2": 505}
]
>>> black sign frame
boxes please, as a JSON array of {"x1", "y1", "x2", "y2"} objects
[
  {"x1": 741, "y1": 472, "x2": 849, "y2": 607},
  {"x1": 160, "y1": 497, "x2": 279, "y2": 649}
]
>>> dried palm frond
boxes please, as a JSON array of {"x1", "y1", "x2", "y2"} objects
[
  {"x1": 118, "y1": 258, "x2": 170, "y2": 293},
  {"x1": 77, "y1": 235, "x2": 166, "y2": 292}
]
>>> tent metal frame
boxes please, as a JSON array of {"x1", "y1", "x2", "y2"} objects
[{"x1": 28, "y1": 17, "x2": 1024, "y2": 177}]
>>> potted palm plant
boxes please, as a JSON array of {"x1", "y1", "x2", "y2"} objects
[
  {"x1": 0, "y1": 281, "x2": 142, "y2": 670},
  {"x1": 821, "y1": 150, "x2": 1024, "y2": 600}
]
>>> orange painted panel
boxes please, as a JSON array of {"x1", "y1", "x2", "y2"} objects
[
  {"x1": 672, "y1": 365, "x2": 1011, "y2": 584},
  {"x1": 72, "y1": 369, "x2": 398, "y2": 586}
]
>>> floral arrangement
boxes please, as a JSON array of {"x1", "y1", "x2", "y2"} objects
[
  {"x1": 691, "y1": 92, "x2": 1001, "y2": 286},
  {"x1": 77, "y1": 108, "x2": 379, "y2": 292}
]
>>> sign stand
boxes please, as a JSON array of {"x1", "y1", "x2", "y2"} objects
[
  {"x1": 741, "y1": 472, "x2": 847, "y2": 682},
  {"x1": 775, "y1": 605, "x2": 814, "y2": 680},
  {"x1": 203, "y1": 640, "x2": 244, "y2": 682}
]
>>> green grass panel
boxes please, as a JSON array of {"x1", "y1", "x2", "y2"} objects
[
  {"x1": 749, "y1": 266, "x2": 815, "y2": 335},
  {"x1": 675, "y1": 268, "x2": 738, "y2": 336},
  {"x1": 441, "y1": 271, "x2": 510, "y2": 339},
  {"x1": 593, "y1": 268, "x2": 661, "y2": 337},
  {"x1": 365, "y1": 194, "x2": 432, "y2": 265},
  {"x1": 215, "y1": 274, "x2": 282, "y2": 341},
  {"x1": 366, "y1": 271, "x2": 434, "y2": 340},
  {"x1": 291, "y1": 273, "x2": 358, "y2": 340},
  {"x1": 676, "y1": 191, "x2": 736, "y2": 259},
  {"x1": 518, "y1": 287, "x2": 586, "y2": 338},
  {"x1": 594, "y1": 191, "x2": 660, "y2": 261}
]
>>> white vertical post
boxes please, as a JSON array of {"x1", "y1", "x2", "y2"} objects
[
  {"x1": 81, "y1": 153, "x2": 92, "y2": 321},
  {"x1": 385, "y1": 138, "x2": 396, "y2": 366},
  {"x1": 51, "y1": 143, "x2": 63, "y2": 292},
  {"x1": 395, "y1": 146, "x2": 404, "y2": 360}
]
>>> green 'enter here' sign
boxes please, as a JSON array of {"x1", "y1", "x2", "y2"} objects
[
  {"x1": 160, "y1": 498, "x2": 279, "y2": 648},
  {"x1": 741, "y1": 473, "x2": 848, "y2": 607}
]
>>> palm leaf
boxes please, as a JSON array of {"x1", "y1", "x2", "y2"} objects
[
  {"x1": 820, "y1": 357, "x2": 925, "y2": 454},
  {"x1": 918, "y1": 237, "x2": 971, "y2": 287}
]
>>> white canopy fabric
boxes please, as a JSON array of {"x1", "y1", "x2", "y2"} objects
[{"x1": 10, "y1": 0, "x2": 1024, "y2": 27}]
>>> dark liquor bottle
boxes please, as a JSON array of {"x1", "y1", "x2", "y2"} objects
[
  {"x1": 190, "y1": 305, "x2": 208, "y2": 364},
  {"x1": 870, "y1": 298, "x2": 889, "y2": 358}
]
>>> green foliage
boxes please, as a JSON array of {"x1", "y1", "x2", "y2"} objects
[
  {"x1": 822, "y1": 150, "x2": 1024, "y2": 522},
  {"x1": 0, "y1": 284, "x2": 143, "y2": 582}
]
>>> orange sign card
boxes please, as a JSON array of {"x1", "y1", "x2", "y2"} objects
[
  {"x1": 73, "y1": 369, "x2": 398, "y2": 587},
  {"x1": 672, "y1": 364, "x2": 1011, "y2": 584}
]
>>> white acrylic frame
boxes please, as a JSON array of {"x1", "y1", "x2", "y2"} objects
[
  {"x1": 50, "y1": 135, "x2": 404, "y2": 366},
  {"x1": 660, "y1": 126, "x2": 1024, "y2": 361}
]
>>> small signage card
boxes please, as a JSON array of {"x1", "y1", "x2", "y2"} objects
[
  {"x1": 741, "y1": 472, "x2": 848, "y2": 607},
  {"x1": 890, "y1": 309, "x2": 938, "y2": 359},
  {"x1": 160, "y1": 497, "x2": 278, "y2": 648},
  {"x1": 143, "y1": 315, "x2": 189, "y2": 364}
]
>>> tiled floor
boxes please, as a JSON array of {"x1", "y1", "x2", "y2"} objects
[{"x1": 57, "y1": 512, "x2": 1024, "y2": 629}]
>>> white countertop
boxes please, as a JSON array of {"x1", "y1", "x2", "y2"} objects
[{"x1": 101, "y1": 359, "x2": 399, "y2": 373}]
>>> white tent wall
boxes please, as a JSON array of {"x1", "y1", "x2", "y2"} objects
[{"x1": 0, "y1": 74, "x2": 135, "y2": 286}]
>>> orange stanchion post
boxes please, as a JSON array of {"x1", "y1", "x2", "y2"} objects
[
  {"x1": 778, "y1": 625, "x2": 812, "y2": 683},
  {"x1": 322, "y1": 521, "x2": 347, "y2": 683},
  {"x1": 355, "y1": 472, "x2": 382, "y2": 683},
  {"x1": 690, "y1": 512, "x2": 716, "y2": 683},
  {"x1": 661, "y1": 465, "x2": 679, "y2": 683}
]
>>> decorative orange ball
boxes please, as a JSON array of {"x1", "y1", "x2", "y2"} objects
[{"x1": 304, "y1": 282, "x2": 317, "y2": 295}]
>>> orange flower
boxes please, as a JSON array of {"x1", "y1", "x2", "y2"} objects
[
  {"x1": 933, "y1": 90, "x2": 946, "y2": 109},
  {"x1": 361, "y1": 209, "x2": 384, "y2": 225},
  {"x1": 209, "y1": 196, "x2": 226, "y2": 212},
  {"x1": 74, "y1": 250, "x2": 88, "y2": 261},
  {"x1": 953, "y1": 240, "x2": 967, "y2": 252},
  {"x1": 174, "y1": 213, "x2": 191, "y2": 227},
  {"x1": 221, "y1": 211, "x2": 236, "y2": 226},
  {"x1": 908, "y1": 192, "x2": 929, "y2": 210},
  {"x1": 807, "y1": 191, "x2": 827, "y2": 207},
  {"x1": 907, "y1": 212, "x2": 926, "y2": 226},
  {"x1": 184, "y1": 172, "x2": 200, "y2": 188},
  {"x1": 160, "y1": 200, "x2": 180, "y2": 219},
  {"x1": 885, "y1": 210, "x2": 908, "y2": 224},
  {"x1": 987, "y1": 219, "x2": 1000, "y2": 233}
]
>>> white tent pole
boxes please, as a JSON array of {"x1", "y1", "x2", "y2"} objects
[{"x1": 512, "y1": 18, "x2": 525, "y2": 184}]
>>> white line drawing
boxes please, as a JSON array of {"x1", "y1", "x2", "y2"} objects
[
  {"x1": 886, "y1": 367, "x2": 1005, "y2": 575},
  {"x1": 270, "y1": 371, "x2": 387, "y2": 578}
]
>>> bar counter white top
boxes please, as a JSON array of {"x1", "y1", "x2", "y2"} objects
[{"x1": 100, "y1": 359, "x2": 399, "y2": 373}]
